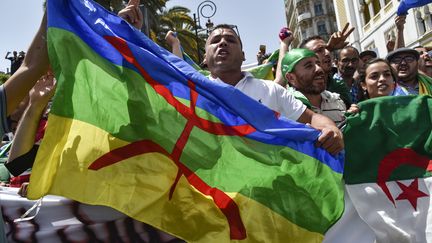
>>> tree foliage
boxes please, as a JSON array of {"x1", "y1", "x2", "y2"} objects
[
  {"x1": 151, "y1": 6, "x2": 206, "y2": 63},
  {"x1": 0, "y1": 73, "x2": 10, "y2": 84}
]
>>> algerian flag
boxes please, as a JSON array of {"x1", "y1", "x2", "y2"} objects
[{"x1": 343, "y1": 95, "x2": 432, "y2": 242}]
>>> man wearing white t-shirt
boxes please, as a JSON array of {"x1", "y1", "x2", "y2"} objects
[{"x1": 203, "y1": 24, "x2": 344, "y2": 155}]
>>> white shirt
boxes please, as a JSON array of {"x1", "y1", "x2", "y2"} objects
[{"x1": 210, "y1": 72, "x2": 306, "y2": 121}]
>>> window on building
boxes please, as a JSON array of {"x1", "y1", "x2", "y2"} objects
[
  {"x1": 314, "y1": 2, "x2": 324, "y2": 15},
  {"x1": 372, "y1": 0, "x2": 381, "y2": 16},
  {"x1": 416, "y1": 11, "x2": 426, "y2": 35},
  {"x1": 362, "y1": 2, "x2": 371, "y2": 24},
  {"x1": 317, "y1": 21, "x2": 327, "y2": 35},
  {"x1": 424, "y1": 6, "x2": 432, "y2": 31}
]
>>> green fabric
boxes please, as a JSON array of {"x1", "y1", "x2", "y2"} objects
[
  {"x1": 327, "y1": 76, "x2": 352, "y2": 106},
  {"x1": 183, "y1": 127, "x2": 343, "y2": 234},
  {"x1": 244, "y1": 62, "x2": 274, "y2": 80},
  {"x1": 48, "y1": 28, "x2": 344, "y2": 235},
  {"x1": 343, "y1": 95, "x2": 432, "y2": 184},
  {"x1": 418, "y1": 73, "x2": 432, "y2": 95},
  {"x1": 281, "y1": 48, "x2": 317, "y2": 76},
  {"x1": 265, "y1": 49, "x2": 280, "y2": 64},
  {"x1": 49, "y1": 28, "x2": 186, "y2": 152}
]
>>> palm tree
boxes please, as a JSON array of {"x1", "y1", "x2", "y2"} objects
[{"x1": 152, "y1": 6, "x2": 206, "y2": 64}]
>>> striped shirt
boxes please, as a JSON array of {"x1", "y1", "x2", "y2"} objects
[{"x1": 310, "y1": 90, "x2": 347, "y2": 126}]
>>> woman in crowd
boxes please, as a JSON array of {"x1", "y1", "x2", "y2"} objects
[
  {"x1": 348, "y1": 58, "x2": 403, "y2": 113},
  {"x1": 359, "y1": 58, "x2": 401, "y2": 100}
]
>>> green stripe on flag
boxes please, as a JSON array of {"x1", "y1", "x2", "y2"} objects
[
  {"x1": 181, "y1": 127, "x2": 344, "y2": 234},
  {"x1": 49, "y1": 28, "x2": 199, "y2": 152},
  {"x1": 48, "y1": 27, "x2": 344, "y2": 236},
  {"x1": 344, "y1": 96, "x2": 432, "y2": 184}
]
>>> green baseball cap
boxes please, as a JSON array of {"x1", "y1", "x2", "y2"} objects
[{"x1": 281, "y1": 48, "x2": 317, "y2": 78}]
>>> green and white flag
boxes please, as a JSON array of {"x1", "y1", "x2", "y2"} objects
[{"x1": 343, "y1": 95, "x2": 432, "y2": 243}]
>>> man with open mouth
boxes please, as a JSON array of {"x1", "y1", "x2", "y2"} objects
[
  {"x1": 386, "y1": 47, "x2": 432, "y2": 95},
  {"x1": 281, "y1": 49, "x2": 346, "y2": 126}
]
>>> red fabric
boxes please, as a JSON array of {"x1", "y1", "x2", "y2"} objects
[
  {"x1": 9, "y1": 174, "x2": 30, "y2": 188},
  {"x1": 35, "y1": 118, "x2": 47, "y2": 142}
]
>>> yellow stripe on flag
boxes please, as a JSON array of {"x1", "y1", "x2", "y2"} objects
[{"x1": 28, "y1": 114, "x2": 323, "y2": 242}]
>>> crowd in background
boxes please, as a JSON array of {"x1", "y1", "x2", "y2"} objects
[
  {"x1": 0, "y1": 1, "x2": 431, "y2": 241},
  {"x1": 1, "y1": 0, "x2": 431, "y2": 192}
]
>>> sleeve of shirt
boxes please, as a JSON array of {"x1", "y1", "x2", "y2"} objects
[
  {"x1": 0, "y1": 85, "x2": 9, "y2": 138},
  {"x1": 276, "y1": 85, "x2": 307, "y2": 121}
]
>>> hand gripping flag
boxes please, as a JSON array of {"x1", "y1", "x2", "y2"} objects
[
  {"x1": 27, "y1": 0, "x2": 345, "y2": 242},
  {"x1": 397, "y1": 0, "x2": 432, "y2": 15},
  {"x1": 343, "y1": 95, "x2": 432, "y2": 242}
]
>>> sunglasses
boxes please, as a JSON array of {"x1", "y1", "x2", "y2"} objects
[{"x1": 389, "y1": 56, "x2": 416, "y2": 64}]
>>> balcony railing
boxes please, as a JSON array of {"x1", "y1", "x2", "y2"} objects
[{"x1": 298, "y1": 12, "x2": 312, "y2": 22}]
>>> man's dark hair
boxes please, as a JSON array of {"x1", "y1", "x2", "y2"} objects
[
  {"x1": 209, "y1": 24, "x2": 243, "y2": 49},
  {"x1": 338, "y1": 45, "x2": 360, "y2": 57},
  {"x1": 299, "y1": 35, "x2": 324, "y2": 48}
]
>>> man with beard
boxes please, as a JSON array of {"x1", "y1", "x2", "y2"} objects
[
  {"x1": 275, "y1": 24, "x2": 355, "y2": 107},
  {"x1": 386, "y1": 48, "x2": 432, "y2": 95},
  {"x1": 334, "y1": 46, "x2": 360, "y2": 103},
  {"x1": 414, "y1": 46, "x2": 432, "y2": 78},
  {"x1": 281, "y1": 49, "x2": 346, "y2": 126},
  {"x1": 203, "y1": 24, "x2": 344, "y2": 154}
]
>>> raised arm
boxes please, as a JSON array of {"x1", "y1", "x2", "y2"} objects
[
  {"x1": 3, "y1": 12, "x2": 49, "y2": 116},
  {"x1": 5, "y1": 52, "x2": 11, "y2": 60},
  {"x1": 326, "y1": 23, "x2": 355, "y2": 52},
  {"x1": 118, "y1": 0, "x2": 143, "y2": 30},
  {"x1": 165, "y1": 31, "x2": 183, "y2": 59},
  {"x1": 395, "y1": 15, "x2": 406, "y2": 49},
  {"x1": 274, "y1": 27, "x2": 293, "y2": 87},
  {"x1": 7, "y1": 73, "x2": 55, "y2": 163}
]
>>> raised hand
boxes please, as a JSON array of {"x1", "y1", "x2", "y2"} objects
[
  {"x1": 395, "y1": 15, "x2": 406, "y2": 31},
  {"x1": 118, "y1": 0, "x2": 143, "y2": 30},
  {"x1": 28, "y1": 70, "x2": 56, "y2": 110},
  {"x1": 165, "y1": 31, "x2": 180, "y2": 47},
  {"x1": 327, "y1": 23, "x2": 355, "y2": 51},
  {"x1": 279, "y1": 27, "x2": 294, "y2": 45}
]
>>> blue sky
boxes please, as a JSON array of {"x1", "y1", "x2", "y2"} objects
[{"x1": 0, "y1": 0, "x2": 286, "y2": 72}]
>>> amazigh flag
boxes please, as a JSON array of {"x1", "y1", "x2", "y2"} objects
[
  {"x1": 243, "y1": 50, "x2": 279, "y2": 81},
  {"x1": 343, "y1": 95, "x2": 432, "y2": 242},
  {"x1": 27, "y1": 0, "x2": 344, "y2": 241},
  {"x1": 397, "y1": 0, "x2": 432, "y2": 15}
]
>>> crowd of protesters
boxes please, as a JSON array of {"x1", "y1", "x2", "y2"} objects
[
  {"x1": 1, "y1": 0, "x2": 432, "y2": 191},
  {"x1": 0, "y1": 0, "x2": 431, "y2": 241}
]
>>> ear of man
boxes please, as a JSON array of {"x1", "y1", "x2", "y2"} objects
[
  {"x1": 285, "y1": 72, "x2": 297, "y2": 87},
  {"x1": 202, "y1": 54, "x2": 207, "y2": 65}
]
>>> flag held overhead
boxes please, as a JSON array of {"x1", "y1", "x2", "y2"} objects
[{"x1": 397, "y1": 0, "x2": 432, "y2": 15}]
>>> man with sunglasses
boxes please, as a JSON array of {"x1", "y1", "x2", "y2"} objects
[{"x1": 386, "y1": 48, "x2": 432, "y2": 95}]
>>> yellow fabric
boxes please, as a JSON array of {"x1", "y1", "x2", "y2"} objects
[{"x1": 28, "y1": 114, "x2": 323, "y2": 242}]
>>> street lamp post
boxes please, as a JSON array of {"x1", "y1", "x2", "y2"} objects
[{"x1": 193, "y1": 0, "x2": 217, "y2": 64}]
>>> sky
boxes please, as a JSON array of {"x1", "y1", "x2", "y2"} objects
[{"x1": 0, "y1": 0, "x2": 286, "y2": 73}]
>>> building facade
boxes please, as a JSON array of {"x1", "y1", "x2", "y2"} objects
[
  {"x1": 333, "y1": 0, "x2": 432, "y2": 57},
  {"x1": 284, "y1": 0, "x2": 338, "y2": 47}
]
